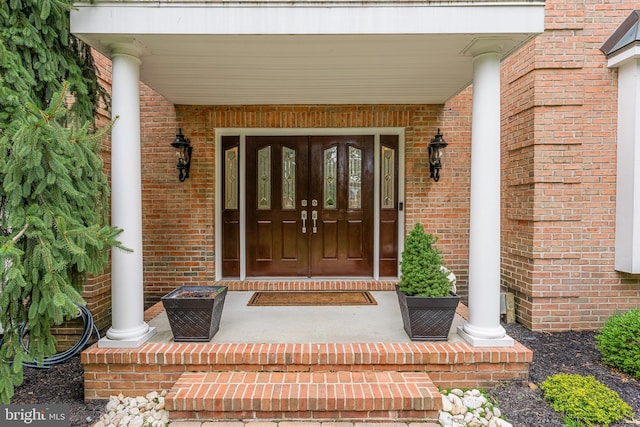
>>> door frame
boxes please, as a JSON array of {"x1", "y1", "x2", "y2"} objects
[{"x1": 214, "y1": 128, "x2": 405, "y2": 281}]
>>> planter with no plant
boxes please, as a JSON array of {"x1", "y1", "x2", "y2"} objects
[
  {"x1": 161, "y1": 285, "x2": 227, "y2": 342},
  {"x1": 397, "y1": 223, "x2": 459, "y2": 341}
]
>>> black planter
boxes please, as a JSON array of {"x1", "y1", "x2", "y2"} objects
[
  {"x1": 161, "y1": 285, "x2": 227, "y2": 342},
  {"x1": 396, "y1": 285, "x2": 460, "y2": 341}
]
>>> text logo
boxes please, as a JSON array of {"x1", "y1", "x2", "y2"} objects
[{"x1": 0, "y1": 405, "x2": 69, "y2": 426}]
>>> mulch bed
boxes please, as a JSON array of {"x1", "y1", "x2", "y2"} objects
[
  {"x1": 9, "y1": 321, "x2": 640, "y2": 426},
  {"x1": 489, "y1": 323, "x2": 640, "y2": 426}
]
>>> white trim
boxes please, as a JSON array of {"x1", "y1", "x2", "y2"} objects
[
  {"x1": 611, "y1": 57, "x2": 640, "y2": 273},
  {"x1": 71, "y1": 3, "x2": 544, "y2": 37},
  {"x1": 214, "y1": 128, "x2": 405, "y2": 280},
  {"x1": 373, "y1": 134, "x2": 381, "y2": 280},
  {"x1": 239, "y1": 135, "x2": 247, "y2": 280},
  {"x1": 398, "y1": 132, "x2": 406, "y2": 266},
  {"x1": 215, "y1": 136, "x2": 222, "y2": 281},
  {"x1": 607, "y1": 45, "x2": 640, "y2": 68}
]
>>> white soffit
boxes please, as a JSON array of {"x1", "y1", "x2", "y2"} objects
[{"x1": 71, "y1": 1, "x2": 545, "y2": 105}]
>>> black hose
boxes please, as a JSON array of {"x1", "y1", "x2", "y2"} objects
[{"x1": 0, "y1": 304, "x2": 101, "y2": 368}]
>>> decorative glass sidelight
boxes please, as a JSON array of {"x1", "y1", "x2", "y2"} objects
[
  {"x1": 382, "y1": 146, "x2": 395, "y2": 209},
  {"x1": 224, "y1": 147, "x2": 238, "y2": 210},
  {"x1": 282, "y1": 146, "x2": 296, "y2": 210},
  {"x1": 348, "y1": 146, "x2": 362, "y2": 209},
  {"x1": 257, "y1": 146, "x2": 271, "y2": 209},
  {"x1": 324, "y1": 146, "x2": 338, "y2": 209}
]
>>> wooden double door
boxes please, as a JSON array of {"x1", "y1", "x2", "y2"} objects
[{"x1": 246, "y1": 135, "x2": 374, "y2": 277}]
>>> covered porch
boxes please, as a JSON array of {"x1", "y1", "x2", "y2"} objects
[{"x1": 70, "y1": 0, "x2": 546, "y2": 352}]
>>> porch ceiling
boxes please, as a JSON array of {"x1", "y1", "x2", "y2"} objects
[{"x1": 71, "y1": 1, "x2": 545, "y2": 105}]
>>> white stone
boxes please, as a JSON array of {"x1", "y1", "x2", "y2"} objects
[
  {"x1": 463, "y1": 394, "x2": 485, "y2": 409},
  {"x1": 452, "y1": 403, "x2": 467, "y2": 415},
  {"x1": 146, "y1": 391, "x2": 159, "y2": 401},
  {"x1": 441, "y1": 394, "x2": 453, "y2": 412},
  {"x1": 494, "y1": 419, "x2": 513, "y2": 427},
  {"x1": 448, "y1": 393, "x2": 463, "y2": 407},
  {"x1": 105, "y1": 399, "x2": 119, "y2": 412},
  {"x1": 493, "y1": 407, "x2": 502, "y2": 418},
  {"x1": 439, "y1": 411, "x2": 454, "y2": 426},
  {"x1": 451, "y1": 388, "x2": 464, "y2": 396}
]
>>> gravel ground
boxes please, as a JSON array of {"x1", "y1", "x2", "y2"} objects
[{"x1": 9, "y1": 321, "x2": 640, "y2": 427}]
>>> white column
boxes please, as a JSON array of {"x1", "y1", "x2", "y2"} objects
[
  {"x1": 458, "y1": 50, "x2": 513, "y2": 347},
  {"x1": 99, "y1": 43, "x2": 155, "y2": 348}
]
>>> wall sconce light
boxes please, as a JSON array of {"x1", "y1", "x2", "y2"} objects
[
  {"x1": 428, "y1": 128, "x2": 448, "y2": 182},
  {"x1": 171, "y1": 128, "x2": 193, "y2": 182}
]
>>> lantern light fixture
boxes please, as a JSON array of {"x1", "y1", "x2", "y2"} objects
[
  {"x1": 171, "y1": 128, "x2": 193, "y2": 182},
  {"x1": 428, "y1": 128, "x2": 448, "y2": 182}
]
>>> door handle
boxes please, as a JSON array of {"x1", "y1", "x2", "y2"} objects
[
  {"x1": 311, "y1": 210, "x2": 318, "y2": 234},
  {"x1": 301, "y1": 210, "x2": 307, "y2": 234}
]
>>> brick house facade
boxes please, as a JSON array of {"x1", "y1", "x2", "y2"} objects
[
  {"x1": 500, "y1": 0, "x2": 640, "y2": 330},
  {"x1": 70, "y1": 0, "x2": 639, "y2": 345}
]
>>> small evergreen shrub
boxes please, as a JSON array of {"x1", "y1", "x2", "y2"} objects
[
  {"x1": 398, "y1": 223, "x2": 451, "y2": 297},
  {"x1": 595, "y1": 308, "x2": 640, "y2": 380},
  {"x1": 540, "y1": 373, "x2": 633, "y2": 427}
]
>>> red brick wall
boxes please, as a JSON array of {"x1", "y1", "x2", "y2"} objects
[
  {"x1": 500, "y1": 0, "x2": 640, "y2": 330},
  {"x1": 140, "y1": 103, "x2": 473, "y2": 306}
]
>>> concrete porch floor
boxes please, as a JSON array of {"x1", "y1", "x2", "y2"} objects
[{"x1": 147, "y1": 291, "x2": 466, "y2": 344}]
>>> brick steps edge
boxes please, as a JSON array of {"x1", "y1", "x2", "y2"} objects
[{"x1": 166, "y1": 370, "x2": 442, "y2": 422}]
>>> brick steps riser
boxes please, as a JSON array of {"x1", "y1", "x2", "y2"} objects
[{"x1": 167, "y1": 370, "x2": 441, "y2": 423}]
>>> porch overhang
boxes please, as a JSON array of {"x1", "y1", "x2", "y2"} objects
[{"x1": 71, "y1": 0, "x2": 545, "y2": 105}]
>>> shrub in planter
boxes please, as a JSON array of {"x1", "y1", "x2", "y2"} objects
[
  {"x1": 396, "y1": 223, "x2": 458, "y2": 341},
  {"x1": 595, "y1": 308, "x2": 640, "y2": 380},
  {"x1": 398, "y1": 223, "x2": 452, "y2": 297},
  {"x1": 540, "y1": 373, "x2": 633, "y2": 427}
]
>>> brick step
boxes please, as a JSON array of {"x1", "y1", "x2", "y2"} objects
[{"x1": 166, "y1": 370, "x2": 442, "y2": 422}]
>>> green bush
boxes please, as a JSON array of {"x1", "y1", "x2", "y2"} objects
[
  {"x1": 595, "y1": 308, "x2": 640, "y2": 380},
  {"x1": 398, "y1": 223, "x2": 451, "y2": 297},
  {"x1": 540, "y1": 373, "x2": 633, "y2": 427}
]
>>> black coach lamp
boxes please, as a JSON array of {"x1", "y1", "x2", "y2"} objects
[
  {"x1": 171, "y1": 128, "x2": 193, "y2": 182},
  {"x1": 428, "y1": 128, "x2": 448, "y2": 182}
]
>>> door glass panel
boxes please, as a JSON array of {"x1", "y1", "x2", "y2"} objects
[
  {"x1": 282, "y1": 146, "x2": 296, "y2": 210},
  {"x1": 382, "y1": 146, "x2": 395, "y2": 209},
  {"x1": 348, "y1": 146, "x2": 362, "y2": 209},
  {"x1": 323, "y1": 146, "x2": 337, "y2": 209},
  {"x1": 224, "y1": 146, "x2": 238, "y2": 210},
  {"x1": 257, "y1": 146, "x2": 271, "y2": 210}
]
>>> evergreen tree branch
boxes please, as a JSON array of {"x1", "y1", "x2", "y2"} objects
[{"x1": 11, "y1": 224, "x2": 29, "y2": 243}]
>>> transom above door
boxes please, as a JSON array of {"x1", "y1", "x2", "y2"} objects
[{"x1": 219, "y1": 132, "x2": 401, "y2": 279}]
